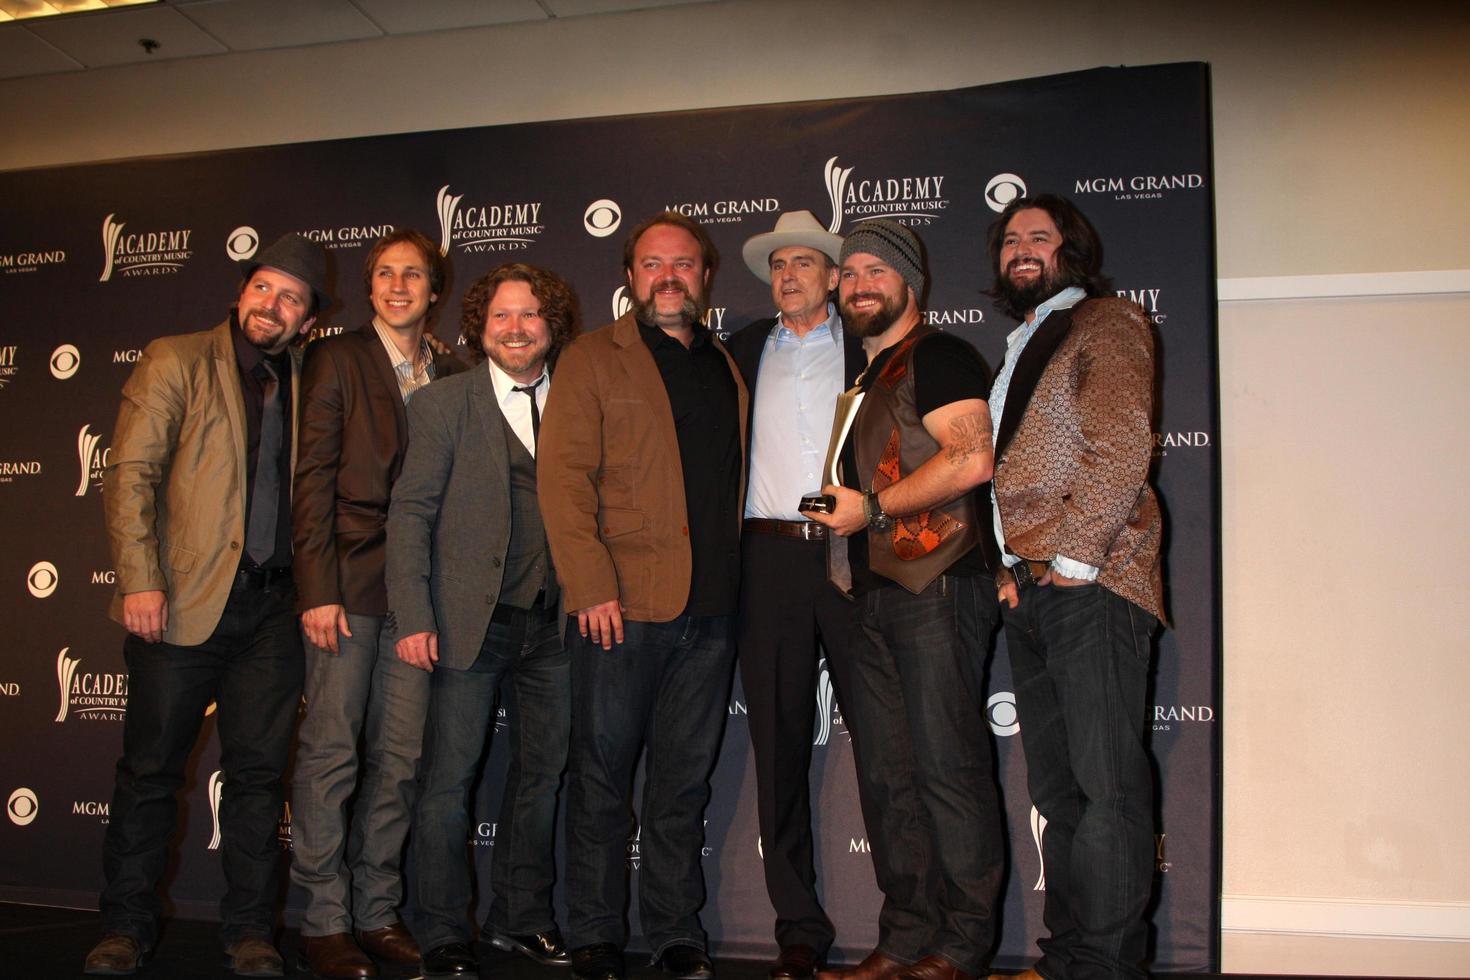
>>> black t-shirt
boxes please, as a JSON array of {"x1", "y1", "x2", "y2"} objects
[
  {"x1": 840, "y1": 331, "x2": 991, "y2": 593},
  {"x1": 638, "y1": 320, "x2": 742, "y2": 616}
]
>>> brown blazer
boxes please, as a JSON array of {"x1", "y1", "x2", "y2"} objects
[
  {"x1": 104, "y1": 320, "x2": 302, "y2": 647},
  {"x1": 538, "y1": 313, "x2": 748, "y2": 621},
  {"x1": 292, "y1": 324, "x2": 465, "y2": 616},
  {"x1": 992, "y1": 297, "x2": 1165, "y2": 621}
]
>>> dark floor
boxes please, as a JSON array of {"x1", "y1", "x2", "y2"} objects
[{"x1": 0, "y1": 903, "x2": 1427, "y2": 980}]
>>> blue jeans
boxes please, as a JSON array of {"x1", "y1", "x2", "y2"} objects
[
  {"x1": 291, "y1": 613, "x2": 430, "y2": 936},
  {"x1": 1003, "y1": 581, "x2": 1158, "y2": 980},
  {"x1": 412, "y1": 602, "x2": 569, "y2": 948},
  {"x1": 839, "y1": 575, "x2": 1002, "y2": 976},
  {"x1": 565, "y1": 614, "x2": 736, "y2": 956},
  {"x1": 99, "y1": 578, "x2": 304, "y2": 948}
]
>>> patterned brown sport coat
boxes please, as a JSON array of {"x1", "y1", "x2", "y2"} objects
[{"x1": 992, "y1": 296, "x2": 1165, "y2": 621}]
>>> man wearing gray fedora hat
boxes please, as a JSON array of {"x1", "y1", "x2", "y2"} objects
[
  {"x1": 86, "y1": 234, "x2": 330, "y2": 978},
  {"x1": 726, "y1": 210, "x2": 865, "y2": 980}
]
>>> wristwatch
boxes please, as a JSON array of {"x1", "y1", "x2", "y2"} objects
[{"x1": 863, "y1": 490, "x2": 892, "y2": 531}]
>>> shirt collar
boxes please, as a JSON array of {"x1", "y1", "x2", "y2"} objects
[
  {"x1": 372, "y1": 317, "x2": 430, "y2": 372},
  {"x1": 774, "y1": 303, "x2": 841, "y2": 347},
  {"x1": 1006, "y1": 285, "x2": 1088, "y2": 347},
  {"x1": 486, "y1": 356, "x2": 549, "y2": 405}
]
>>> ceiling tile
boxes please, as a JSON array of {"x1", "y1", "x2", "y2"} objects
[
  {"x1": 22, "y1": 5, "x2": 226, "y2": 68},
  {"x1": 349, "y1": 0, "x2": 548, "y2": 36},
  {"x1": 0, "y1": 25, "x2": 83, "y2": 79},
  {"x1": 176, "y1": 0, "x2": 381, "y2": 52}
]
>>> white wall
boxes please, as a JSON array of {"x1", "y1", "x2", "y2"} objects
[{"x1": 6, "y1": 0, "x2": 1468, "y2": 972}]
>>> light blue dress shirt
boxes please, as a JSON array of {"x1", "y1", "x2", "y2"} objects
[{"x1": 744, "y1": 303, "x2": 846, "y2": 522}]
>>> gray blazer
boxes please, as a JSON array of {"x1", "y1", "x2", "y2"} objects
[{"x1": 385, "y1": 364, "x2": 518, "y2": 671}]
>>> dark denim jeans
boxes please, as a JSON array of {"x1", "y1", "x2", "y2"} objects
[
  {"x1": 411, "y1": 602, "x2": 569, "y2": 948},
  {"x1": 1003, "y1": 581, "x2": 1158, "y2": 980},
  {"x1": 564, "y1": 614, "x2": 736, "y2": 957},
  {"x1": 100, "y1": 578, "x2": 304, "y2": 948},
  {"x1": 839, "y1": 575, "x2": 1003, "y2": 976}
]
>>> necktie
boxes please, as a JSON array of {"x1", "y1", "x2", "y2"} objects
[
  {"x1": 513, "y1": 377, "x2": 543, "y2": 455},
  {"x1": 246, "y1": 358, "x2": 282, "y2": 565}
]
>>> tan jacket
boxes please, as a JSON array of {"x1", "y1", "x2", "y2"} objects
[
  {"x1": 993, "y1": 297, "x2": 1165, "y2": 621},
  {"x1": 104, "y1": 320, "x2": 301, "y2": 646},
  {"x1": 537, "y1": 313, "x2": 748, "y2": 621}
]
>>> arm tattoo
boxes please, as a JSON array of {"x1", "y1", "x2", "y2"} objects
[{"x1": 944, "y1": 412, "x2": 993, "y2": 466}]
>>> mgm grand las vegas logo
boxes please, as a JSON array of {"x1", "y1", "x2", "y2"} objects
[
  {"x1": 436, "y1": 185, "x2": 544, "y2": 255},
  {"x1": 55, "y1": 648, "x2": 127, "y2": 723},
  {"x1": 822, "y1": 156, "x2": 950, "y2": 231},
  {"x1": 99, "y1": 214, "x2": 193, "y2": 281}
]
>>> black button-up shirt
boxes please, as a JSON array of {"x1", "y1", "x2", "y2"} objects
[
  {"x1": 638, "y1": 319, "x2": 741, "y2": 616},
  {"x1": 230, "y1": 311, "x2": 294, "y2": 570}
]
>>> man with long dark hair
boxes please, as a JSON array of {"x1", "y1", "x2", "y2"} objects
[{"x1": 982, "y1": 195, "x2": 1165, "y2": 980}]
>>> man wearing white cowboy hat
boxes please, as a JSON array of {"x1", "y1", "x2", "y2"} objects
[{"x1": 726, "y1": 210, "x2": 866, "y2": 980}]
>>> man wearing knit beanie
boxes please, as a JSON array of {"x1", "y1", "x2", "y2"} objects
[{"x1": 807, "y1": 219, "x2": 1003, "y2": 980}]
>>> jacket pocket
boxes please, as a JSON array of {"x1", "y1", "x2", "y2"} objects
[
  {"x1": 164, "y1": 544, "x2": 197, "y2": 573},
  {"x1": 598, "y1": 506, "x2": 644, "y2": 540}
]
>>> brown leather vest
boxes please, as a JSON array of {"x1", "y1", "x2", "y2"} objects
[{"x1": 851, "y1": 325, "x2": 980, "y2": 594}]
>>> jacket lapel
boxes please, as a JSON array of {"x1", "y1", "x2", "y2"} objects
[
  {"x1": 468, "y1": 363, "x2": 512, "y2": 490},
  {"x1": 359, "y1": 324, "x2": 409, "y2": 446},
  {"x1": 995, "y1": 307, "x2": 1075, "y2": 460},
  {"x1": 210, "y1": 321, "x2": 249, "y2": 506}
]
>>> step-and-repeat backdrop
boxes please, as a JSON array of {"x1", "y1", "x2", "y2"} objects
[{"x1": 0, "y1": 64, "x2": 1218, "y2": 971}]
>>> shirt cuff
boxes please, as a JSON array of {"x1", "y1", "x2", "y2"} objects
[{"x1": 1051, "y1": 554, "x2": 1100, "y2": 581}]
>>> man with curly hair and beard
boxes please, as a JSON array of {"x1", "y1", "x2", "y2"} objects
[{"x1": 386, "y1": 263, "x2": 581, "y2": 979}]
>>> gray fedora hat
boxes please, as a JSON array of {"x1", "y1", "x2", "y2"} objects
[
  {"x1": 741, "y1": 210, "x2": 845, "y2": 283},
  {"x1": 238, "y1": 233, "x2": 332, "y2": 312}
]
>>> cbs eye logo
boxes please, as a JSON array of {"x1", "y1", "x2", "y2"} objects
[
  {"x1": 984, "y1": 173, "x2": 1027, "y2": 213},
  {"x1": 27, "y1": 561, "x2": 58, "y2": 599},
  {"x1": 7, "y1": 788, "x2": 38, "y2": 827},
  {"x1": 583, "y1": 199, "x2": 622, "y2": 238},
  {"x1": 50, "y1": 344, "x2": 80, "y2": 380},
  {"x1": 225, "y1": 226, "x2": 260, "y2": 261},
  {"x1": 986, "y1": 690, "x2": 1019, "y2": 736}
]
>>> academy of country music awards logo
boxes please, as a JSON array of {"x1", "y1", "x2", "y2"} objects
[
  {"x1": 207, "y1": 771, "x2": 293, "y2": 850},
  {"x1": 823, "y1": 156, "x2": 954, "y2": 231},
  {"x1": 55, "y1": 647, "x2": 128, "y2": 723},
  {"x1": 436, "y1": 185, "x2": 544, "y2": 255},
  {"x1": 0, "y1": 342, "x2": 17, "y2": 390},
  {"x1": 99, "y1": 213, "x2": 194, "y2": 281},
  {"x1": 0, "y1": 247, "x2": 65, "y2": 275},
  {"x1": 76, "y1": 423, "x2": 110, "y2": 496},
  {"x1": 1074, "y1": 172, "x2": 1205, "y2": 202}
]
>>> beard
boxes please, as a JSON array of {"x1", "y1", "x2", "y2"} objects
[
  {"x1": 841, "y1": 289, "x2": 906, "y2": 338},
  {"x1": 240, "y1": 308, "x2": 290, "y2": 351},
  {"x1": 633, "y1": 277, "x2": 708, "y2": 329},
  {"x1": 486, "y1": 332, "x2": 551, "y2": 380},
  {"x1": 996, "y1": 258, "x2": 1072, "y2": 320}
]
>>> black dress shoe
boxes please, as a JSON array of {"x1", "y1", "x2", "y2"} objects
[
  {"x1": 489, "y1": 928, "x2": 571, "y2": 966},
  {"x1": 771, "y1": 944, "x2": 822, "y2": 979},
  {"x1": 421, "y1": 941, "x2": 478, "y2": 978},
  {"x1": 657, "y1": 944, "x2": 715, "y2": 980},
  {"x1": 571, "y1": 942, "x2": 625, "y2": 980}
]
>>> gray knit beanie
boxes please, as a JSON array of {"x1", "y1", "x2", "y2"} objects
[{"x1": 838, "y1": 219, "x2": 926, "y2": 301}]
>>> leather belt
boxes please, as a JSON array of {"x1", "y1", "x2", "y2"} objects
[
  {"x1": 1009, "y1": 558, "x2": 1051, "y2": 590},
  {"x1": 744, "y1": 518, "x2": 827, "y2": 541},
  {"x1": 234, "y1": 564, "x2": 292, "y2": 591},
  {"x1": 491, "y1": 589, "x2": 551, "y2": 625}
]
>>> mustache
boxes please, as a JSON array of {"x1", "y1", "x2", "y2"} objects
[
  {"x1": 844, "y1": 292, "x2": 885, "y2": 307},
  {"x1": 1005, "y1": 257, "x2": 1045, "y2": 275}
]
